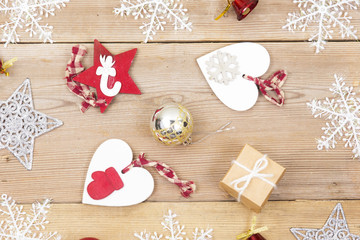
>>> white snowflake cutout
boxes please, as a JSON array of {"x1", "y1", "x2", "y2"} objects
[
  {"x1": 0, "y1": 194, "x2": 61, "y2": 240},
  {"x1": 307, "y1": 75, "x2": 360, "y2": 159},
  {"x1": 0, "y1": 79, "x2": 63, "y2": 170},
  {"x1": 0, "y1": 0, "x2": 69, "y2": 47},
  {"x1": 206, "y1": 51, "x2": 240, "y2": 85},
  {"x1": 114, "y1": 0, "x2": 192, "y2": 43},
  {"x1": 283, "y1": 0, "x2": 360, "y2": 53},
  {"x1": 134, "y1": 210, "x2": 213, "y2": 240}
]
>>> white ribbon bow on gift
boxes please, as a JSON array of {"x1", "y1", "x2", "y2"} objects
[{"x1": 231, "y1": 155, "x2": 276, "y2": 202}]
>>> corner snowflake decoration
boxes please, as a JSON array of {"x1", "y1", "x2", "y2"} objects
[
  {"x1": 0, "y1": 0, "x2": 70, "y2": 47},
  {"x1": 114, "y1": 0, "x2": 192, "y2": 43},
  {"x1": 0, "y1": 79, "x2": 63, "y2": 170},
  {"x1": 307, "y1": 75, "x2": 360, "y2": 159},
  {"x1": 206, "y1": 51, "x2": 240, "y2": 85},
  {"x1": 290, "y1": 203, "x2": 360, "y2": 239},
  {"x1": 134, "y1": 210, "x2": 213, "y2": 240},
  {"x1": 283, "y1": 0, "x2": 360, "y2": 53},
  {"x1": 0, "y1": 194, "x2": 61, "y2": 239}
]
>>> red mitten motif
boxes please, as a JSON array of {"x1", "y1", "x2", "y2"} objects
[{"x1": 87, "y1": 167, "x2": 124, "y2": 200}]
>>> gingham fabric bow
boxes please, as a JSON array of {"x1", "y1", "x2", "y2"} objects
[
  {"x1": 122, "y1": 153, "x2": 196, "y2": 198},
  {"x1": 64, "y1": 45, "x2": 107, "y2": 112},
  {"x1": 243, "y1": 70, "x2": 287, "y2": 107}
]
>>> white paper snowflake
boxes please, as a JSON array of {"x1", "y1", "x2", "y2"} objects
[
  {"x1": 205, "y1": 51, "x2": 240, "y2": 85},
  {"x1": 0, "y1": 79, "x2": 63, "y2": 170},
  {"x1": 134, "y1": 210, "x2": 213, "y2": 240},
  {"x1": 307, "y1": 75, "x2": 360, "y2": 159},
  {"x1": 283, "y1": 0, "x2": 360, "y2": 53},
  {"x1": 290, "y1": 203, "x2": 360, "y2": 240},
  {"x1": 114, "y1": 0, "x2": 192, "y2": 43},
  {"x1": 0, "y1": 194, "x2": 61, "y2": 240},
  {"x1": 0, "y1": 0, "x2": 69, "y2": 47}
]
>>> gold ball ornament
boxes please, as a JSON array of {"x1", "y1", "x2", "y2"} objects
[{"x1": 150, "y1": 103, "x2": 193, "y2": 146}]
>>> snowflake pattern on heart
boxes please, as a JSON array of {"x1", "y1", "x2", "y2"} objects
[
  {"x1": 283, "y1": 0, "x2": 360, "y2": 53},
  {"x1": 134, "y1": 210, "x2": 213, "y2": 240},
  {"x1": 307, "y1": 75, "x2": 360, "y2": 159},
  {"x1": 0, "y1": 0, "x2": 69, "y2": 47},
  {"x1": 206, "y1": 51, "x2": 240, "y2": 85},
  {"x1": 114, "y1": 0, "x2": 192, "y2": 43},
  {"x1": 0, "y1": 194, "x2": 61, "y2": 240}
]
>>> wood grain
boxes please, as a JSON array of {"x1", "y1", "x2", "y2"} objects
[
  {"x1": 41, "y1": 201, "x2": 360, "y2": 239},
  {"x1": 1, "y1": 0, "x2": 360, "y2": 45},
  {"x1": 0, "y1": 42, "x2": 360, "y2": 203},
  {"x1": 2, "y1": 1, "x2": 360, "y2": 238}
]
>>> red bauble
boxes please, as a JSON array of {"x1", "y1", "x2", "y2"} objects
[
  {"x1": 248, "y1": 233, "x2": 266, "y2": 240},
  {"x1": 232, "y1": 0, "x2": 259, "y2": 21}
]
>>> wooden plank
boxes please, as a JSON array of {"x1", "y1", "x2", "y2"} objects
[
  {"x1": 40, "y1": 201, "x2": 360, "y2": 239},
  {"x1": 1, "y1": 42, "x2": 360, "y2": 203},
  {"x1": 1, "y1": 0, "x2": 360, "y2": 44}
]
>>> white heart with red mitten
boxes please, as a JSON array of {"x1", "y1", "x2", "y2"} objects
[
  {"x1": 197, "y1": 43, "x2": 270, "y2": 111},
  {"x1": 82, "y1": 139, "x2": 154, "y2": 207}
]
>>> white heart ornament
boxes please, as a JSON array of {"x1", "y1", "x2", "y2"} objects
[
  {"x1": 197, "y1": 43, "x2": 270, "y2": 111},
  {"x1": 82, "y1": 139, "x2": 154, "y2": 206}
]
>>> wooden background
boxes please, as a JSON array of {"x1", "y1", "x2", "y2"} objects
[{"x1": 1, "y1": 0, "x2": 360, "y2": 239}]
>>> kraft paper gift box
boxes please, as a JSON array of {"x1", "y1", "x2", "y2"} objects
[{"x1": 219, "y1": 144, "x2": 286, "y2": 212}]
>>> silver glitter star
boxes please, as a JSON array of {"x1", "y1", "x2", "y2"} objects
[
  {"x1": 0, "y1": 79, "x2": 63, "y2": 170},
  {"x1": 291, "y1": 203, "x2": 360, "y2": 240}
]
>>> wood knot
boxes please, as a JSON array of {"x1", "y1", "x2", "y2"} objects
[{"x1": 2, "y1": 155, "x2": 11, "y2": 162}]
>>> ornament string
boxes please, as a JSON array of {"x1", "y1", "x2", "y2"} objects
[
  {"x1": 231, "y1": 155, "x2": 275, "y2": 202},
  {"x1": 215, "y1": 0, "x2": 232, "y2": 20},
  {"x1": 122, "y1": 153, "x2": 196, "y2": 198},
  {"x1": 190, "y1": 121, "x2": 235, "y2": 145},
  {"x1": 243, "y1": 70, "x2": 287, "y2": 107},
  {"x1": 237, "y1": 216, "x2": 268, "y2": 240},
  {"x1": 65, "y1": 45, "x2": 107, "y2": 113}
]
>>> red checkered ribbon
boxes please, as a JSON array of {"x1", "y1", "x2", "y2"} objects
[
  {"x1": 243, "y1": 70, "x2": 287, "y2": 107},
  {"x1": 64, "y1": 45, "x2": 107, "y2": 112},
  {"x1": 122, "y1": 153, "x2": 196, "y2": 198}
]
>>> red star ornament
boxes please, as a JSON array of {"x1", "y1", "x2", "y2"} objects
[{"x1": 73, "y1": 39, "x2": 141, "y2": 113}]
